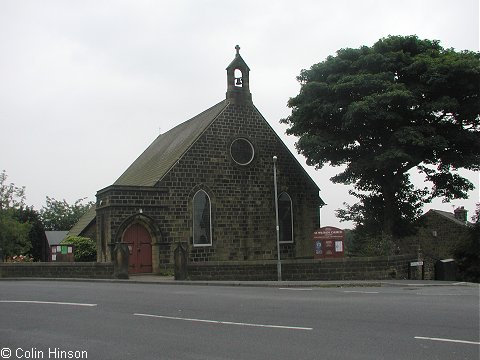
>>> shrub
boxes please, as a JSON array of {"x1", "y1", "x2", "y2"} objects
[
  {"x1": 454, "y1": 224, "x2": 480, "y2": 283},
  {"x1": 61, "y1": 236, "x2": 96, "y2": 262}
]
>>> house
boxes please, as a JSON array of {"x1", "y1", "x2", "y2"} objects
[
  {"x1": 404, "y1": 206, "x2": 473, "y2": 279},
  {"x1": 412, "y1": 207, "x2": 472, "y2": 259},
  {"x1": 72, "y1": 46, "x2": 324, "y2": 274}
]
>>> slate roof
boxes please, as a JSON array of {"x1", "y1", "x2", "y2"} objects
[
  {"x1": 114, "y1": 100, "x2": 228, "y2": 186},
  {"x1": 45, "y1": 231, "x2": 68, "y2": 246},
  {"x1": 67, "y1": 205, "x2": 97, "y2": 237},
  {"x1": 425, "y1": 209, "x2": 472, "y2": 227}
]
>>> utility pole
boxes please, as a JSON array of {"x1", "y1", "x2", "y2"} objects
[{"x1": 273, "y1": 156, "x2": 282, "y2": 281}]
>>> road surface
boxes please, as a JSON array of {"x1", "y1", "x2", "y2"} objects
[{"x1": 0, "y1": 281, "x2": 478, "y2": 359}]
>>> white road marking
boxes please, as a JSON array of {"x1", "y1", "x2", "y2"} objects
[
  {"x1": 415, "y1": 336, "x2": 480, "y2": 345},
  {"x1": 343, "y1": 290, "x2": 379, "y2": 294},
  {"x1": 134, "y1": 313, "x2": 313, "y2": 331},
  {"x1": 0, "y1": 300, "x2": 97, "y2": 307},
  {"x1": 415, "y1": 293, "x2": 463, "y2": 296},
  {"x1": 279, "y1": 288, "x2": 313, "y2": 291}
]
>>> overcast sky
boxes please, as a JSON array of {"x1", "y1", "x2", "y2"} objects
[{"x1": 0, "y1": 0, "x2": 478, "y2": 228}]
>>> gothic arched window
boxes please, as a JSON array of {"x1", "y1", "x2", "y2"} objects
[
  {"x1": 278, "y1": 192, "x2": 293, "y2": 243},
  {"x1": 193, "y1": 190, "x2": 212, "y2": 246}
]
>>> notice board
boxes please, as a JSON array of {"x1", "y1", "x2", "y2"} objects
[{"x1": 312, "y1": 227, "x2": 345, "y2": 259}]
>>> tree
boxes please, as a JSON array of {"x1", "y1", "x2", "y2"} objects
[
  {"x1": 282, "y1": 35, "x2": 480, "y2": 241},
  {"x1": 454, "y1": 203, "x2": 480, "y2": 282},
  {"x1": 13, "y1": 207, "x2": 48, "y2": 261},
  {"x1": 454, "y1": 222, "x2": 480, "y2": 283},
  {"x1": 40, "y1": 197, "x2": 94, "y2": 231},
  {"x1": 0, "y1": 170, "x2": 27, "y2": 210},
  {"x1": 0, "y1": 170, "x2": 32, "y2": 257},
  {"x1": 61, "y1": 236, "x2": 96, "y2": 262},
  {"x1": 0, "y1": 212, "x2": 32, "y2": 257}
]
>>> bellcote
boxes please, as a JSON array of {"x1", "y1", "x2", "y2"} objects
[{"x1": 226, "y1": 45, "x2": 252, "y2": 104}]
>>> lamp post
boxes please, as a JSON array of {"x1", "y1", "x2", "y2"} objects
[{"x1": 273, "y1": 156, "x2": 282, "y2": 281}]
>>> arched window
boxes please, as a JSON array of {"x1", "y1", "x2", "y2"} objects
[
  {"x1": 193, "y1": 190, "x2": 212, "y2": 246},
  {"x1": 234, "y1": 68, "x2": 243, "y2": 87},
  {"x1": 278, "y1": 192, "x2": 293, "y2": 243}
]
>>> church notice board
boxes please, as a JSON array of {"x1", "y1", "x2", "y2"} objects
[
  {"x1": 50, "y1": 245, "x2": 75, "y2": 262},
  {"x1": 313, "y1": 227, "x2": 345, "y2": 259}
]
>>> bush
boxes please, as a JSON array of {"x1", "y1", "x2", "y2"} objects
[
  {"x1": 61, "y1": 236, "x2": 96, "y2": 262},
  {"x1": 454, "y1": 224, "x2": 480, "y2": 283}
]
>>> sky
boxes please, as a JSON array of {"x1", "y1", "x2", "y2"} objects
[{"x1": 0, "y1": 0, "x2": 478, "y2": 228}]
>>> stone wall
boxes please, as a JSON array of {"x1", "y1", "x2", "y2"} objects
[
  {"x1": 186, "y1": 255, "x2": 416, "y2": 281},
  {"x1": 0, "y1": 262, "x2": 114, "y2": 279}
]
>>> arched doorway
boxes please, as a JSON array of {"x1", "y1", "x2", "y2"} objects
[{"x1": 123, "y1": 223, "x2": 152, "y2": 273}]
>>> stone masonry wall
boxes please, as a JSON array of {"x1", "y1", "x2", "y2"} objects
[
  {"x1": 96, "y1": 186, "x2": 170, "y2": 271},
  {"x1": 187, "y1": 255, "x2": 416, "y2": 281},
  {"x1": 0, "y1": 262, "x2": 114, "y2": 279}
]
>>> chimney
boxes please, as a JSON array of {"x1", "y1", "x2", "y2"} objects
[{"x1": 454, "y1": 206, "x2": 468, "y2": 223}]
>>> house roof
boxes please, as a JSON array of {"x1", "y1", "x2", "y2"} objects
[
  {"x1": 45, "y1": 231, "x2": 69, "y2": 246},
  {"x1": 67, "y1": 205, "x2": 97, "y2": 237},
  {"x1": 114, "y1": 100, "x2": 228, "y2": 186},
  {"x1": 425, "y1": 209, "x2": 472, "y2": 227}
]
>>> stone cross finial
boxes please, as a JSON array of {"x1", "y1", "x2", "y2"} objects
[{"x1": 235, "y1": 45, "x2": 240, "y2": 55}]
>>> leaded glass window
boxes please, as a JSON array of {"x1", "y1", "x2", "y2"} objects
[
  {"x1": 193, "y1": 190, "x2": 212, "y2": 246},
  {"x1": 278, "y1": 192, "x2": 293, "y2": 243}
]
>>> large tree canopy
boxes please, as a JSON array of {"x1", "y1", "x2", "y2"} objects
[
  {"x1": 0, "y1": 170, "x2": 32, "y2": 257},
  {"x1": 282, "y1": 35, "x2": 480, "y2": 239},
  {"x1": 40, "y1": 196, "x2": 94, "y2": 231}
]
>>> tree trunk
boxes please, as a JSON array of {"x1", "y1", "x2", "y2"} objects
[{"x1": 381, "y1": 180, "x2": 397, "y2": 254}]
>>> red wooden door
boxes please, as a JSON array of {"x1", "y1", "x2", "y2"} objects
[{"x1": 123, "y1": 224, "x2": 152, "y2": 273}]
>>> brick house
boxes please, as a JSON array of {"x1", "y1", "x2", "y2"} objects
[{"x1": 73, "y1": 47, "x2": 324, "y2": 274}]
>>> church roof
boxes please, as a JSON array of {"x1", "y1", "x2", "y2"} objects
[
  {"x1": 67, "y1": 205, "x2": 97, "y2": 237},
  {"x1": 114, "y1": 100, "x2": 228, "y2": 186}
]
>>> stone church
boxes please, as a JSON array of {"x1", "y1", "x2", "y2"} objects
[{"x1": 71, "y1": 46, "x2": 324, "y2": 274}]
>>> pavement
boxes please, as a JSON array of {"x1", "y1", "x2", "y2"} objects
[{"x1": 1, "y1": 274, "x2": 478, "y2": 288}]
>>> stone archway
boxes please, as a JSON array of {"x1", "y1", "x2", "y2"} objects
[
  {"x1": 114, "y1": 214, "x2": 163, "y2": 274},
  {"x1": 122, "y1": 223, "x2": 152, "y2": 273}
]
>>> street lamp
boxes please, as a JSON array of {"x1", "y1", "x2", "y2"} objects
[{"x1": 273, "y1": 156, "x2": 282, "y2": 281}]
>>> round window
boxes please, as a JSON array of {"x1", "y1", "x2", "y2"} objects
[{"x1": 230, "y1": 138, "x2": 254, "y2": 165}]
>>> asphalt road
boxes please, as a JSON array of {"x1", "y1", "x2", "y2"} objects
[{"x1": 0, "y1": 281, "x2": 478, "y2": 360}]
